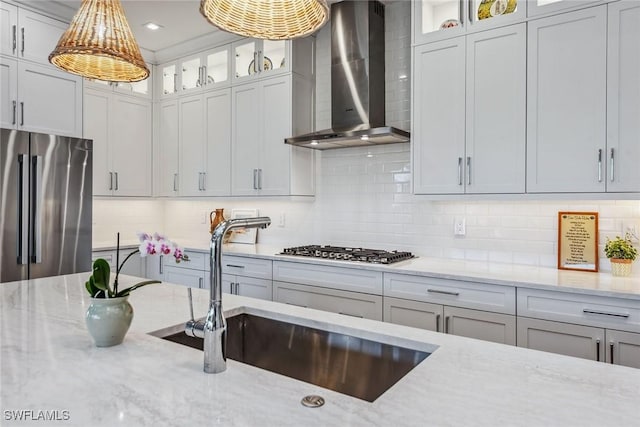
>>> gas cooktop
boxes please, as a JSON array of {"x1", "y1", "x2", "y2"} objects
[{"x1": 280, "y1": 245, "x2": 414, "y2": 265}]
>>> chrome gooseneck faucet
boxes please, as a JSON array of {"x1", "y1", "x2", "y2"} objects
[{"x1": 185, "y1": 217, "x2": 271, "y2": 373}]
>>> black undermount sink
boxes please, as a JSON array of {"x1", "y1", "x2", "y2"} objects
[{"x1": 150, "y1": 313, "x2": 431, "y2": 402}]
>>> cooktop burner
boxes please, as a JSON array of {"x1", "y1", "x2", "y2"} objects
[{"x1": 280, "y1": 245, "x2": 415, "y2": 264}]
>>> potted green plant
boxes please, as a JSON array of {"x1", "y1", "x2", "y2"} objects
[
  {"x1": 85, "y1": 232, "x2": 187, "y2": 347},
  {"x1": 604, "y1": 234, "x2": 638, "y2": 277}
]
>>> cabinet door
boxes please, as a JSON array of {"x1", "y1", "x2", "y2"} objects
[
  {"x1": 203, "y1": 46, "x2": 230, "y2": 88},
  {"x1": 273, "y1": 281, "x2": 383, "y2": 321},
  {"x1": 83, "y1": 89, "x2": 111, "y2": 196},
  {"x1": 231, "y1": 82, "x2": 260, "y2": 195},
  {"x1": 145, "y1": 255, "x2": 165, "y2": 281},
  {"x1": 384, "y1": 297, "x2": 443, "y2": 332},
  {"x1": 527, "y1": 0, "x2": 604, "y2": 18},
  {"x1": 164, "y1": 266, "x2": 205, "y2": 289},
  {"x1": 606, "y1": 1, "x2": 640, "y2": 192},
  {"x1": 203, "y1": 89, "x2": 231, "y2": 195},
  {"x1": 444, "y1": 306, "x2": 516, "y2": 345},
  {"x1": 606, "y1": 329, "x2": 640, "y2": 369},
  {"x1": 180, "y1": 55, "x2": 203, "y2": 93},
  {"x1": 526, "y1": 6, "x2": 606, "y2": 193},
  {"x1": 236, "y1": 276, "x2": 272, "y2": 301},
  {"x1": 111, "y1": 95, "x2": 152, "y2": 196},
  {"x1": 18, "y1": 61, "x2": 82, "y2": 137},
  {"x1": 0, "y1": 57, "x2": 17, "y2": 128},
  {"x1": 156, "y1": 100, "x2": 179, "y2": 196},
  {"x1": 517, "y1": 317, "x2": 605, "y2": 361},
  {"x1": 0, "y1": 2, "x2": 17, "y2": 57},
  {"x1": 17, "y1": 9, "x2": 67, "y2": 65},
  {"x1": 259, "y1": 76, "x2": 291, "y2": 195},
  {"x1": 413, "y1": 37, "x2": 465, "y2": 194},
  {"x1": 465, "y1": 24, "x2": 525, "y2": 194},
  {"x1": 179, "y1": 94, "x2": 205, "y2": 196},
  {"x1": 413, "y1": 0, "x2": 465, "y2": 45},
  {"x1": 159, "y1": 62, "x2": 178, "y2": 97}
]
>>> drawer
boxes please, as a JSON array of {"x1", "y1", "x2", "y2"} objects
[
  {"x1": 517, "y1": 288, "x2": 640, "y2": 333},
  {"x1": 168, "y1": 250, "x2": 207, "y2": 271},
  {"x1": 273, "y1": 261, "x2": 383, "y2": 295},
  {"x1": 273, "y1": 281, "x2": 383, "y2": 321},
  {"x1": 222, "y1": 255, "x2": 272, "y2": 279},
  {"x1": 384, "y1": 273, "x2": 516, "y2": 315}
]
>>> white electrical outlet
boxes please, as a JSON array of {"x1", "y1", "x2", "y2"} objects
[
  {"x1": 454, "y1": 217, "x2": 466, "y2": 236},
  {"x1": 623, "y1": 221, "x2": 640, "y2": 243},
  {"x1": 278, "y1": 212, "x2": 286, "y2": 228}
]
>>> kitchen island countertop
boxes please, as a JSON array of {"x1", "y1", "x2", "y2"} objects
[{"x1": 2, "y1": 273, "x2": 640, "y2": 426}]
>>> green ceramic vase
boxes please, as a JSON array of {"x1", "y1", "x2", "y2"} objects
[{"x1": 85, "y1": 296, "x2": 134, "y2": 347}]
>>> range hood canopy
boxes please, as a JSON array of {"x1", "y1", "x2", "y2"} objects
[{"x1": 285, "y1": 0, "x2": 410, "y2": 150}]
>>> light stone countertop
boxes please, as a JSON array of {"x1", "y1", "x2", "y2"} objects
[{"x1": 2, "y1": 273, "x2": 640, "y2": 426}]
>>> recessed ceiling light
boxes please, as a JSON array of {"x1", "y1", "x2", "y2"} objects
[{"x1": 144, "y1": 22, "x2": 162, "y2": 31}]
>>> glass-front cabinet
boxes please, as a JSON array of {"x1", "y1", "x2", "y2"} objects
[
  {"x1": 527, "y1": 0, "x2": 604, "y2": 17},
  {"x1": 414, "y1": 0, "x2": 524, "y2": 44},
  {"x1": 233, "y1": 39, "x2": 288, "y2": 82},
  {"x1": 159, "y1": 45, "x2": 230, "y2": 98},
  {"x1": 84, "y1": 71, "x2": 152, "y2": 99}
]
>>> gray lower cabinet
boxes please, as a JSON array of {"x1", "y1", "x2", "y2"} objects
[
  {"x1": 92, "y1": 249, "x2": 144, "y2": 277},
  {"x1": 273, "y1": 281, "x2": 383, "y2": 321},
  {"x1": 517, "y1": 317, "x2": 640, "y2": 369},
  {"x1": 222, "y1": 273, "x2": 272, "y2": 301},
  {"x1": 384, "y1": 297, "x2": 516, "y2": 345},
  {"x1": 164, "y1": 265, "x2": 206, "y2": 289}
]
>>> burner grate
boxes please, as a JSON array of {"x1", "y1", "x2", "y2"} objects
[{"x1": 280, "y1": 245, "x2": 414, "y2": 264}]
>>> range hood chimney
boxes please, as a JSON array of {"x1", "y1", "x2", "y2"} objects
[{"x1": 285, "y1": 0, "x2": 410, "y2": 150}]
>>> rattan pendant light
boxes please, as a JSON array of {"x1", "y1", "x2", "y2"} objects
[
  {"x1": 200, "y1": 0, "x2": 329, "y2": 40},
  {"x1": 49, "y1": 0, "x2": 149, "y2": 82}
]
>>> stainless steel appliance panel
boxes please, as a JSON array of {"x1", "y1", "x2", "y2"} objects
[
  {"x1": 28, "y1": 132, "x2": 92, "y2": 279},
  {"x1": 0, "y1": 129, "x2": 30, "y2": 282}
]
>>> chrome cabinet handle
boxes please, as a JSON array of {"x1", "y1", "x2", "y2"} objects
[
  {"x1": 197, "y1": 172, "x2": 202, "y2": 190},
  {"x1": 610, "y1": 148, "x2": 615, "y2": 182},
  {"x1": 258, "y1": 168, "x2": 262, "y2": 189},
  {"x1": 159, "y1": 255, "x2": 164, "y2": 274},
  {"x1": 12, "y1": 100, "x2": 16, "y2": 125},
  {"x1": 253, "y1": 169, "x2": 258, "y2": 189},
  {"x1": 201, "y1": 172, "x2": 206, "y2": 191},
  {"x1": 234, "y1": 283, "x2": 239, "y2": 295},
  {"x1": 258, "y1": 50, "x2": 263, "y2": 72},
  {"x1": 173, "y1": 173, "x2": 178, "y2": 192},
  {"x1": 21, "y1": 27, "x2": 24, "y2": 55},
  {"x1": 226, "y1": 264, "x2": 245, "y2": 268},
  {"x1": 466, "y1": 156, "x2": 471, "y2": 185},
  {"x1": 597, "y1": 149, "x2": 602, "y2": 182},
  {"x1": 459, "y1": 0, "x2": 465, "y2": 25},
  {"x1": 20, "y1": 102, "x2": 24, "y2": 126},
  {"x1": 197, "y1": 66, "x2": 202, "y2": 87},
  {"x1": 17, "y1": 154, "x2": 28, "y2": 265},
  {"x1": 458, "y1": 157, "x2": 463, "y2": 185},
  {"x1": 339, "y1": 312, "x2": 364, "y2": 318},
  {"x1": 198, "y1": 277, "x2": 203, "y2": 289},
  {"x1": 203, "y1": 65, "x2": 208, "y2": 85},
  {"x1": 253, "y1": 51, "x2": 258, "y2": 73},
  {"x1": 114, "y1": 172, "x2": 119, "y2": 191},
  {"x1": 109, "y1": 172, "x2": 113, "y2": 190},
  {"x1": 31, "y1": 155, "x2": 43, "y2": 263},
  {"x1": 583, "y1": 309, "x2": 629, "y2": 318},
  {"x1": 445, "y1": 316, "x2": 450, "y2": 334},
  {"x1": 610, "y1": 342, "x2": 614, "y2": 364},
  {"x1": 12, "y1": 25, "x2": 16, "y2": 53},
  {"x1": 435, "y1": 314, "x2": 440, "y2": 332},
  {"x1": 427, "y1": 288, "x2": 460, "y2": 296},
  {"x1": 173, "y1": 73, "x2": 177, "y2": 93},
  {"x1": 596, "y1": 339, "x2": 601, "y2": 362}
]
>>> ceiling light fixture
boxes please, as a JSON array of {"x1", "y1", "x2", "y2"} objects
[
  {"x1": 200, "y1": 0, "x2": 329, "y2": 40},
  {"x1": 144, "y1": 22, "x2": 163, "y2": 31},
  {"x1": 49, "y1": 0, "x2": 149, "y2": 82}
]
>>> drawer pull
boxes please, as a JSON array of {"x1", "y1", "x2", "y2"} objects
[
  {"x1": 583, "y1": 309, "x2": 629, "y2": 318},
  {"x1": 226, "y1": 264, "x2": 245, "y2": 268},
  {"x1": 445, "y1": 316, "x2": 450, "y2": 334},
  {"x1": 285, "y1": 302, "x2": 307, "y2": 308},
  {"x1": 427, "y1": 289, "x2": 460, "y2": 296},
  {"x1": 339, "y1": 312, "x2": 364, "y2": 318},
  {"x1": 610, "y1": 342, "x2": 614, "y2": 365},
  {"x1": 435, "y1": 314, "x2": 440, "y2": 332},
  {"x1": 596, "y1": 339, "x2": 600, "y2": 362}
]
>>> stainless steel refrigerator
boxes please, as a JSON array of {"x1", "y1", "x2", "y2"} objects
[{"x1": 0, "y1": 128, "x2": 92, "y2": 283}]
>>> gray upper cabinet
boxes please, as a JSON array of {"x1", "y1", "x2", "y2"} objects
[
  {"x1": 606, "y1": 1, "x2": 640, "y2": 192},
  {"x1": 526, "y1": 5, "x2": 607, "y2": 193}
]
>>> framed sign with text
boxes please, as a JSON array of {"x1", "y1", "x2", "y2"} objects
[{"x1": 557, "y1": 212, "x2": 599, "y2": 272}]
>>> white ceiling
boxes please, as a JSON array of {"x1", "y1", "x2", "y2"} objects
[{"x1": 33, "y1": 0, "x2": 222, "y2": 53}]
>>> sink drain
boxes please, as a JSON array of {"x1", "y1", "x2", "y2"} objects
[{"x1": 301, "y1": 395, "x2": 325, "y2": 408}]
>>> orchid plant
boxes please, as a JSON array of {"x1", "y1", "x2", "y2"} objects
[{"x1": 86, "y1": 232, "x2": 188, "y2": 298}]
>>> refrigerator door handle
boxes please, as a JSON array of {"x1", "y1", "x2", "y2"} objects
[
  {"x1": 17, "y1": 154, "x2": 29, "y2": 265},
  {"x1": 31, "y1": 155, "x2": 43, "y2": 264}
]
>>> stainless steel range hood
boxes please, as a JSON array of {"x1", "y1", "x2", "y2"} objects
[{"x1": 285, "y1": 0, "x2": 410, "y2": 150}]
